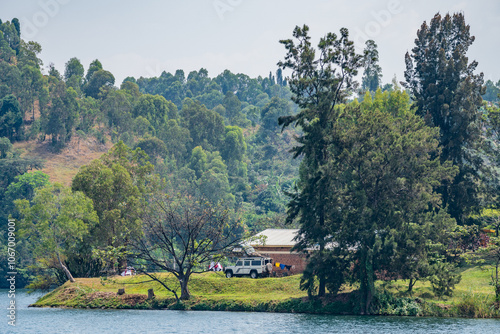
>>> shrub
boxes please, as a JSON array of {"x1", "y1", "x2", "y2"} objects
[
  {"x1": 371, "y1": 291, "x2": 421, "y2": 316},
  {"x1": 429, "y1": 262, "x2": 461, "y2": 298}
]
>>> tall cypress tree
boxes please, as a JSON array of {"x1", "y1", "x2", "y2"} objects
[
  {"x1": 278, "y1": 25, "x2": 363, "y2": 297},
  {"x1": 361, "y1": 40, "x2": 382, "y2": 93},
  {"x1": 403, "y1": 13, "x2": 485, "y2": 224}
]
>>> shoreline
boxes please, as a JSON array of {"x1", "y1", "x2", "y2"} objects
[{"x1": 30, "y1": 275, "x2": 500, "y2": 318}]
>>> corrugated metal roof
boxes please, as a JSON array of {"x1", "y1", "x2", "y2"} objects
[{"x1": 250, "y1": 229, "x2": 299, "y2": 247}]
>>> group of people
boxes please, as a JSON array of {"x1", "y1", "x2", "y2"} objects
[{"x1": 208, "y1": 261, "x2": 223, "y2": 271}]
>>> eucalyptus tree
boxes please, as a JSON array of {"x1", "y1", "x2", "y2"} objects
[{"x1": 15, "y1": 183, "x2": 98, "y2": 283}]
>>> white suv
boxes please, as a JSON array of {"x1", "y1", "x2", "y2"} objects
[{"x1": 224, "y1": 257, "x2": 273, "y2": 278}]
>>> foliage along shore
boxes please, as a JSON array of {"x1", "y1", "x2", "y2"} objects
[{"x1": 31, "y1": 271, "x2": 500, "y2": 318}]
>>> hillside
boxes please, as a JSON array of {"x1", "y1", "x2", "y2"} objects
[{"x1": 13, "y1": 136, "x2": 112, "y2": 186}]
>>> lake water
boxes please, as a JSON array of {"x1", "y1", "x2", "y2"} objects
[{"x1": 1, "y1": 290, "x2": 500, "y2": 334}]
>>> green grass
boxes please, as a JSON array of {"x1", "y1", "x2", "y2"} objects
[
  {"x1": 34, "y1": 272, "x2": 307, "y2": 308},
  {"x1": 378, "y1": 265, "x2": 496, "y2": 304},
  {"x1": 33, "y1": 267, "x2": 500, "y2": 317}
]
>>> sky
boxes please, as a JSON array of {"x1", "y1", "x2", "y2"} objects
[{"x1": 2, "y1": 0, "x2": 500, "y2": 85}]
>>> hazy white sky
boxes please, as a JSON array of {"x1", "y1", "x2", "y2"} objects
[{"x1": 2, "y1": 0, "x2": 500, "y2": 85}]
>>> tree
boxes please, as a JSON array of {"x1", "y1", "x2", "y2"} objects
[
  {"x1": 84, "y1": 69, "x2": 115, "y2": 99},
  {"x1": 361, "y1": 40, "x2": 382, "y2": 93},
  {"x1": 160, "y1": 119, "x2": 191, "y2": 163},
  {"x1": 15, "y1": 183, "x2": 98, "y2": 282},
  {"x1": 20, "y1": 64, "x2": 44, "y2": 121},
  {"x1": 64, "y1": 57, "x2": 84, "y2": 83},
  {"x1": 75, "y1": 130, "x2": 86, "y2": 152},
  {"x1": 197, "y1": 152, "x2": 235, "y2": 207},
  {"x1": 64, "y1": 57, "x2": 84, "y2": 80},
  {"x1": 0, "y1": 156, "x2": 44, "y2": 194},
  {"x1": 222, "y1": 125, "x2": 246, "y2": 163},
  {"x1": 85, "y1": 59, "x2": 102, "y2": 83},
  {"x1": 77, "y1": 96, "x2": 101, "y2": 133},
  {"x1": 222, "y1": 91, "x2": 241, "y2": 123},
  {"x1": 0, "y1": 154, "x2": 44, "y2": 236},
  {"x1": 102, "y1": 90, "x2": 133, "y2": 131},
  {"x1": 133, "y1": 94, "x2": 178, "y2": 129},
  {"x1": 403, "y1": 13, "x2": 485, "y2": 225},
  {"x1": 189, "y1": 146, "x2": 208, "y2": 179},
  {"x1": 260, "y1": 97, "x2": 291, "y2": 132},
  {"x1": 483, "y1": 80, "x2": 500, "y2": 103},
  {"x1": 47, "y1": 62, "x2": 62, "y2": 81},
  {"x1": 390, "y1": 209, "x2": 456, "y2": 294},
  {"x1": 18, "y1": 40, "x2": 43, "y2": 69},
  {"x1": 0, "y1": 19, "x2": 20, "y2": 55},
  {"x1": 181, "y1": 98, "x2": 225, "y2": 151},
  {"x1": 134, "y1": 136, "x2": 168, "y2": 161},
  {"x1": 481, "y1": 236, "x2": 500, "y2": 304},
  {"x1": 131, "y1": 194, "x2": 242, "y2": 301},
  {"x1": 481, "y1": 104, "x2": 500, "y2": 227},
  {"x1": 0, "y1": 136, "x2": 12, "y2": 159},
  {"x1": 72, "y1": 141, "x2": 156, "y2": 272},
  {"x1": 5, "y1": 171, "x2": 50, "y2": 205},
  {"x1": 0, "y1": 94, "x2": 23, "y2": 141},
  {"x1": 277, "y1": 24, "x2": 363, "y2": 298},
  {"x1": 43, "y1": 82, "x2": 79, "y2": 147},
  {"x1": 318, "y1": 97, "x2": 456, "y2": 313}
]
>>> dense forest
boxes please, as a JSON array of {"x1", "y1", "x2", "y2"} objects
[
  {"x1": 0, "y1": 13, "x2": 499, "y2": 312},
  {"x1": 0, "y1": 16, "x2": 302, "y2": 289}
]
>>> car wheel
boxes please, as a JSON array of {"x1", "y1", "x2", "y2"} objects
[
  {"x1": 250, "y1": 270, "x2": 258, "y2": 279},
  {"x1": 226, "y1": 271, "x2": 233, "y2": 278}
]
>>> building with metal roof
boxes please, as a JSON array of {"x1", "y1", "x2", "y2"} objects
[
  {"x1": 250, "y1": 229, "x2": 299, "y2": 247},
  {"x1": 249, "y1": 229, "x2": 306, "y2": 275}
]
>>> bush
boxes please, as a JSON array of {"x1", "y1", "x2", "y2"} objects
[
  {"x1": 429, "y1": 262, "x2": 461, "y2": 298},
  {"x1": 371, "y1": 291, "x2": 421, "y2": 316},
  {"x1": 455, "y1": 290, "x2": 495, "y2": 318}
]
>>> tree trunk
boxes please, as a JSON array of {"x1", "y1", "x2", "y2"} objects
[
  {"x1": 57, "y1": 253, "x2": 75, "y2": 283},
  {"x1": 318, "y1": 239, "x2": 326, "y2": 297},
  {"x1": 408, "y1": 278, "x2": 416, "y2": 295},
  {"x1": 495, "y1": 260, "x2": 500, "y2": 304},
  {"x1": 359, "y1": 248, "x2": 375, "y2": 314},
  {"x1": 179, "y1": 275, "x2": 190, "y2": 300},
  {"x1": 318, "y1": 276, "x2": 326, "y2": 297}
]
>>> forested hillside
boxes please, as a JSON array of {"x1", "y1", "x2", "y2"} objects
[
  {"x1": 1, "y1": 13, "x2": 499, "y2": 313},
  {"x1": 0, "y1": 17, "x2": 302, "y2": 288}
]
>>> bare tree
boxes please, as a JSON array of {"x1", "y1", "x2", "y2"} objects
[{"x1": 131, "y1": 194, "x2": 243, "y2": 301}]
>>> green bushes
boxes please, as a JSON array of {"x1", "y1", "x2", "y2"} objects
[
  {"x1": 371, "y1": 292, "x2": 421, "y2": 316},
  {"x1": 454, "y1": 290, "x2": 498, "y2": 318}
]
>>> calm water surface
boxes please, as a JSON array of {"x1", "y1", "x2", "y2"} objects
[{"x1": 1, "y1": 290, "x2": 500, "y2": 333}]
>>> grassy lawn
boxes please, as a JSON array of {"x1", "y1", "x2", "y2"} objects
[
  {"x1": 378, "y1": 265, "x2": 497, "y2": 305},
  {"x1": 34, "y1": 272, "x2": 307, "y2": 308},
  {"x1": 76, "y1": 272, "x2": 306, "y2": 302},
  {"x1": 33, "y1": 266, "x2": 499, "y2": 317}
]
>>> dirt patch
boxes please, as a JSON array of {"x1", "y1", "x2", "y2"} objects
[
  {"x1": 299, "y1": 292, "x2": 354, "y2": 305},
  {"x1": 121, "y1": 294, "x2": 148, "y2": 306},
  {"x1": 83, "y1": 291, "x2": 148, "y2": 307},
  {"x1": 321, "y1": 292, "x2": 353, "y2": 305},
  {"x1": 13, "y1": 135, "x2": 112, "y2": 186},
  {"x1": 436, "y1": 303, "x2": 452, "y2": 310},
  {"x1": 58, "y1": 287, "x2": 79, "y2": 302}
]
